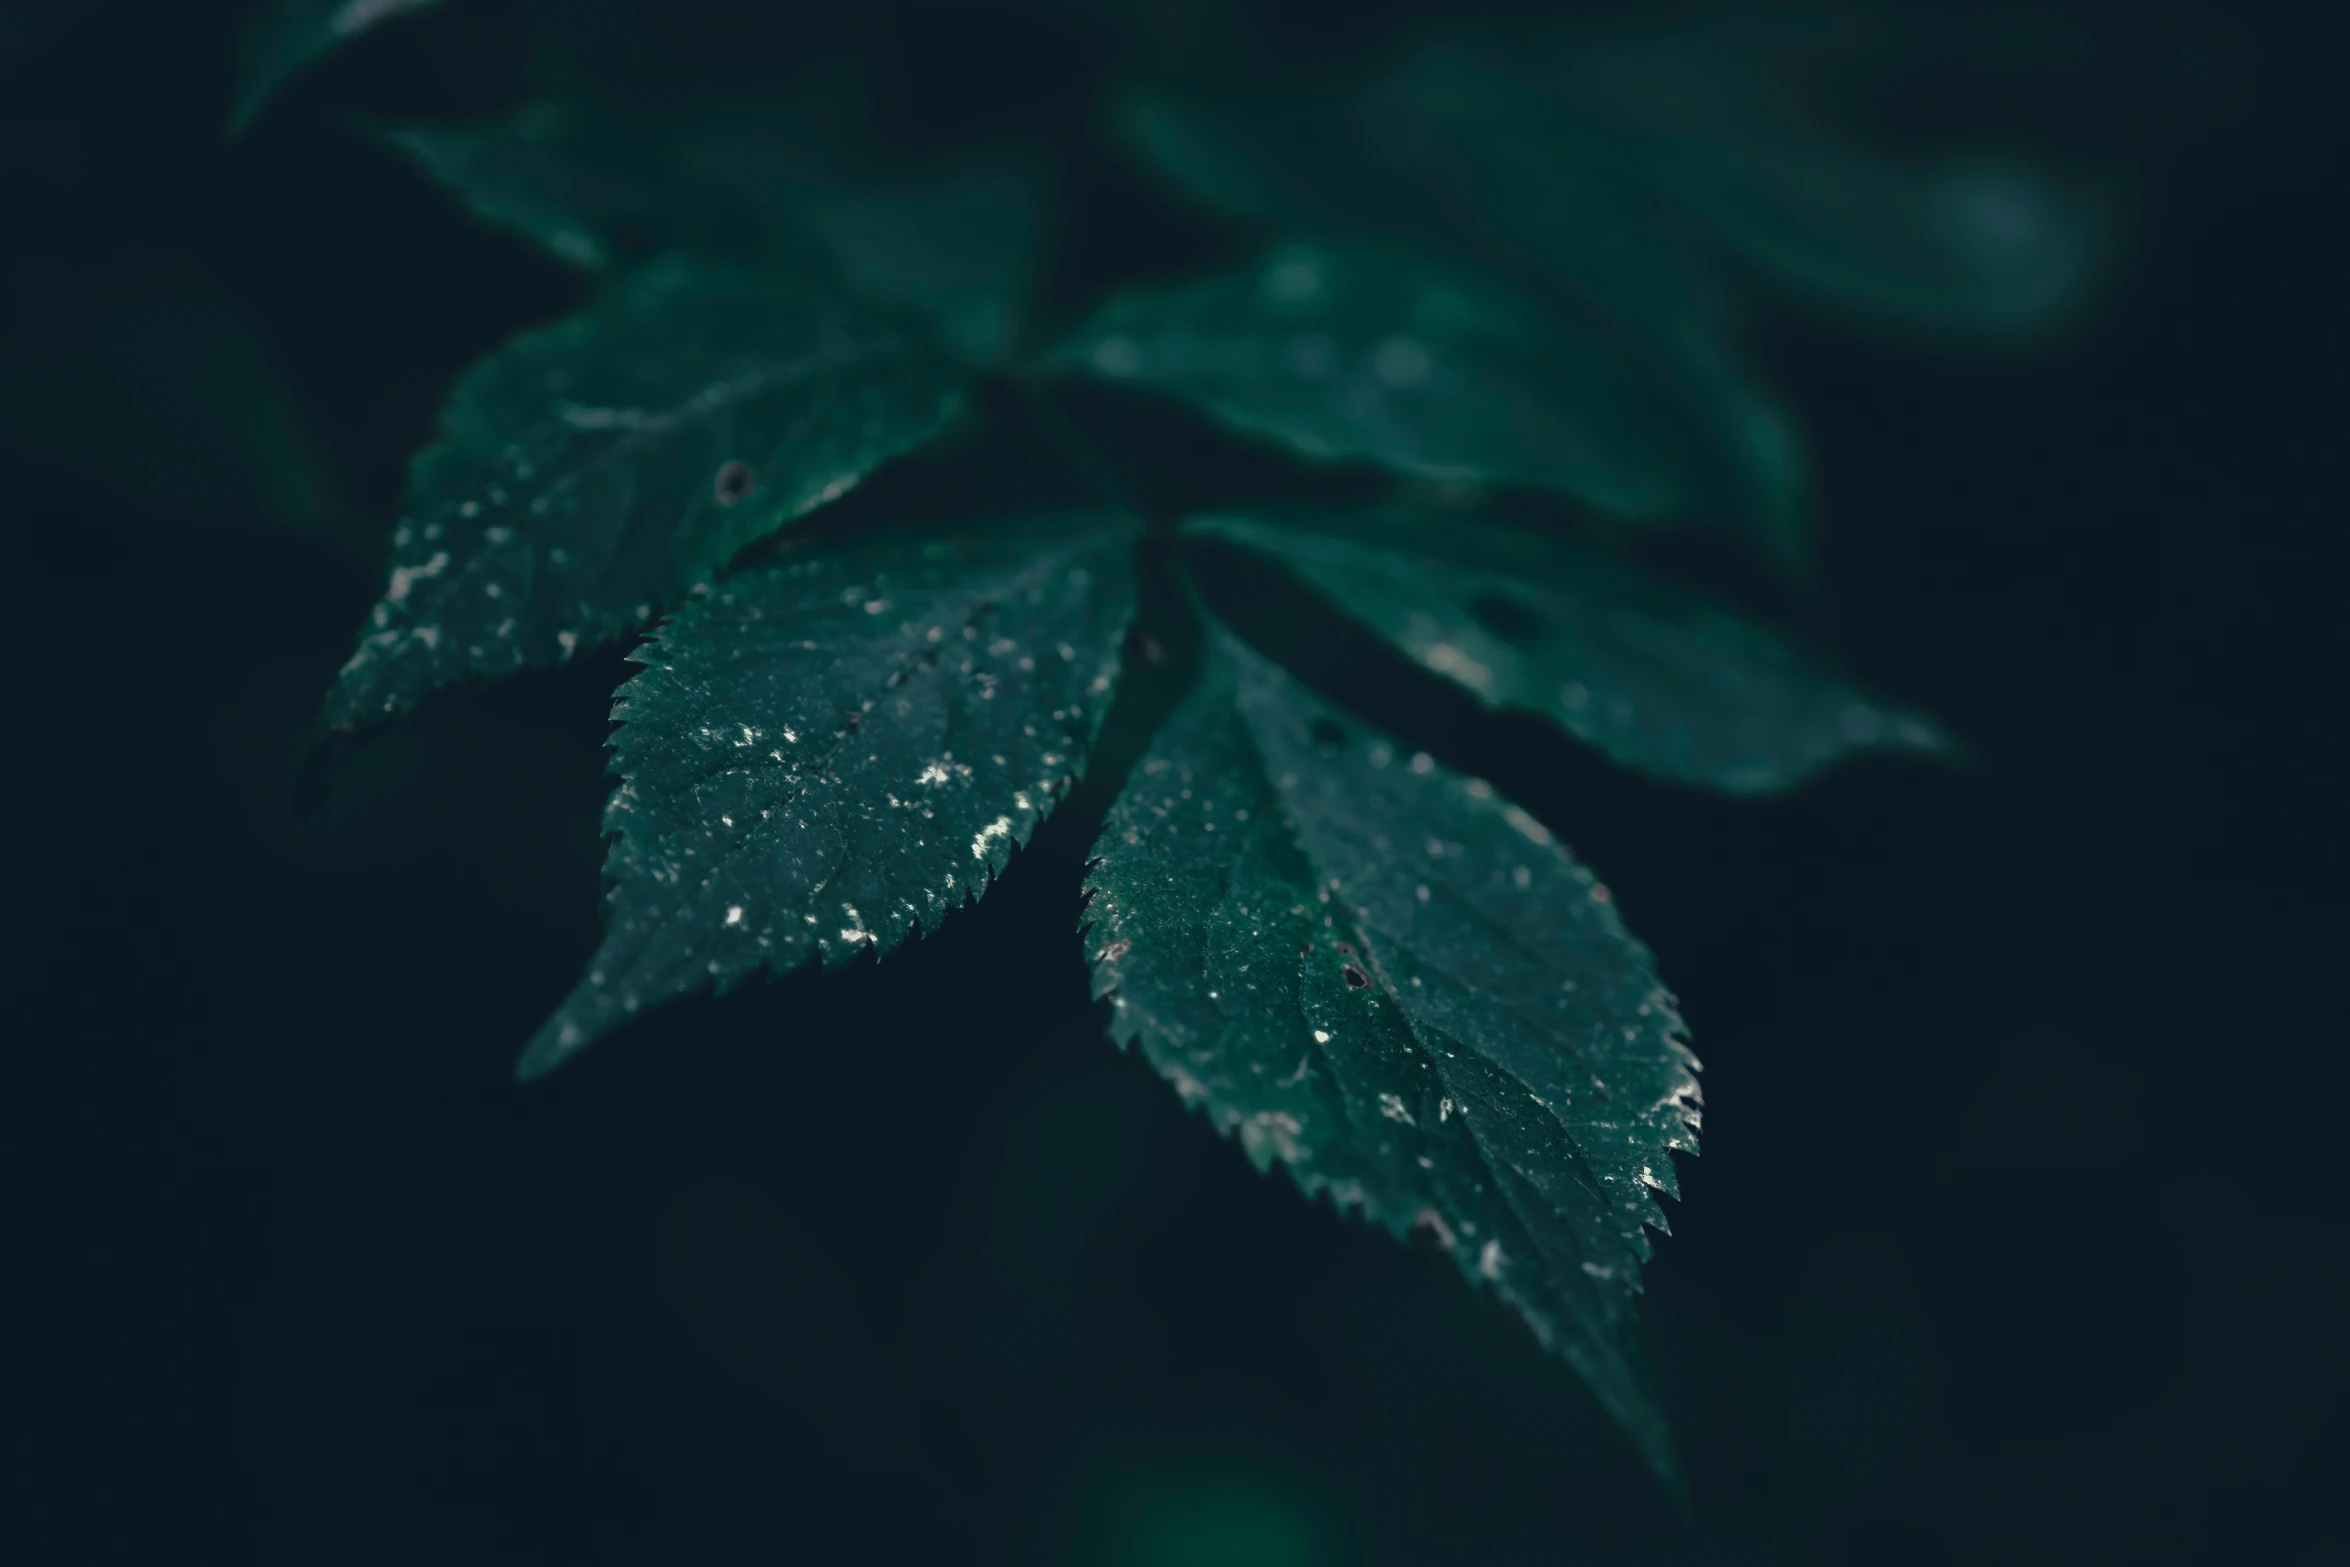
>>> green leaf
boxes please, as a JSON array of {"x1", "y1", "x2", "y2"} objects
[
  {"x1": 380, "y1": 104, "x2": 1046, "y2": 363},
  {"x1": 1122, "y1": 16, "x2": 2103, "y2": 564},
  {"x1": 676, "y1": 115, "x2": 1046, "y2": 366},
  {"x1": 323, "y1": 253, "x2": 968, "y2": 734},
  {"x1": 1087, "y1": 626, "x2": 1696, "y2": 1490},
  {"x1": 519, "y1": 511, "x2": 1138, "y2": 1077},
  {"x1": 229, "y1": 0, "x2": 449, "y2": 137},
  {"x1": 377, "y1": 107, "x2": 690, "y2": 272},
  {"x1": 1345, "y1": 48, "x2": 1825, "y2": 567},
  {"x1": 1191, "y1": 509, "x2": 1947, "y2": 794},
  {"x1": 1051, "y1": 240, "x2": 1698, "y2": 520},
  {"x1": 1119, "y1": 87, "x2": 1813, "y2": 571},
  {"x1": 1119, "y1": 87, "x2": 1373, "y2": 234}
]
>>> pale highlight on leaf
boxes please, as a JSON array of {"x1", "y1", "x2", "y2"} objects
[
  {"x1": 323, "y1": 254, "x2": 967, "y2": 733},
  {"x1": 1087, "y1": 627, "x2": 1698, "y2": 1489},
  {"x1": 1191, "y1": 510, "x2": 1949, "y2": 793},
  {"x1": 520, "y1": 512, "x2": 1138, "y2": 1077},
  {"x1": 229, "y1": 0, "x2": 448, "y2": 137}
]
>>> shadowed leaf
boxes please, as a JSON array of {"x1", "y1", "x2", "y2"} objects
[
  {"x1": 1378, "y1": 19, "x2": 2105, "y2": 336},
  {"x1": 229, "y1": 0, "x2": 448, "y2": 137},
  {"x1": 0, "y1": 244, "x2": 350, "y2": 557},
  {"x1": 379, "y1": 102, "x2": 1047, "y2": 363}
]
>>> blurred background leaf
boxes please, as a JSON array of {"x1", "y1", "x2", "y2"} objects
[{"x1": 231, "y1": 0, "x2": 453, "y2": 136}]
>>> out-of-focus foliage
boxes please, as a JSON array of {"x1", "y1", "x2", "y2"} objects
[
  {"x1": 231, "y1": 0, "x2": 450, "y2": 135},
  {"x1": 378, "y1": 103, "x2": 1048, "y2": 363},
  {"x1": 0, "y1": 243, "x2": 347, "y2": 555},
  {"x1": 1054, "y1": 241, "x2": 1702, "y2": 520}
]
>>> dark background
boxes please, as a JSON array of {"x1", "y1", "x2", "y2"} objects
[{"x1": 6, "y1": 1, "x2": 2344, "y2": 1562}]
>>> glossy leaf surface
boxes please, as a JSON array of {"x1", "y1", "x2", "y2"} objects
[
  {"x1": 1193, "y1": 510, "x2": 1946, "y2": 793},
  {"x1": 323, "y1": 254, "x2": 966, "y2": 733},
  {"x1": 521, "y1": 512, "x2": 1136, "y2": 1076},
  {"x1": 1053, "y1": 241, "x2": 1697, "y2": 519},
  {"x1": 230, "y1": 0, "x2": 448, "y2": 136},
  {"x1": 382, "y1": 104, "x2": 1045, "y2": 362},
  {"x1": 1087, "y1": 628, "x2": 1698, "y2": 1487}
]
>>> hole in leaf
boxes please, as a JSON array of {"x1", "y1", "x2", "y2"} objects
[
  {"x1": 1341, "y1": 963, "x2": 1370, "y2": 989},
  {"x1": 1466, "y1": 591, "x2": 1548, "y2": 647},
  {"x1": 713, "y1": 460, "x2": 757, "y2": 507},
  {"x1": 1309, "y1": 717, "x2": 1346, "y2": 754}
]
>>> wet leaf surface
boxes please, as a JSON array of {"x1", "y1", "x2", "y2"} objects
[
  {"x1": 322, "y1": 253, "x2": 967, "y2": 733},
  {"x1": 1087, "y1": 625, "x2": 1698, "y2": 1489},
  {"x1": 1191, "y1": 509, "x2": 1948, "y2": 793},
  {"x1": 521, "y1": 510, "x2": 1136, "y2": 1075}
]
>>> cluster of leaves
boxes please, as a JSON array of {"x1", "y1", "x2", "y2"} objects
[{"x1": 249, "y1": 0, "x2": 2100, "y2": 1494}]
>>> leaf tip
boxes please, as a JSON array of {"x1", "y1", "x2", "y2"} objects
[{"x1": 515, "y1": 1015, "x2": 588, "y2": 1082}]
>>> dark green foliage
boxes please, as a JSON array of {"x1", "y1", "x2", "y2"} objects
[
  {"x1": 1119, "y1": 14, "x2": 2098, "y2": 572},
  {"x1": 1052, "y1": 241, "x2": 1699, "y2": 519},
  {"x1": 381, "y1": 103, "x2": 1046, "y2": 363},
  {"x1": 0, "y1": 248, "x2": 348, "y2": 557},
  {"x1": 255, "y1": 0, "x2": 2103, "y2": 1491},
  {"x1": 230, "y1": 0, "x2": 450, "y2": 135},
  {"x1": 1087, "y1": 629, "x2": 1699, "y2": 1488},
  {"x1": 1188, "y1": 510, "x2": 1948, "y2": 793},
  {"x1": 522, "y1": 512, "x2": 1135, "y2": 1076},
  {"x1": 323, "y1": 254, "x2": 966, "y2": 732}
]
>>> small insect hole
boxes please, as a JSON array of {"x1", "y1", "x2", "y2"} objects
[
  {"x1": 1098, "y1": 939, "x2": 1131, "y2": 963},
  {"x1": 1341, "y1": 963, "x2": 1370, "y2": 989},
  {"x1": 713, "y1": 460, "x2": 757, "y2": 506}
]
